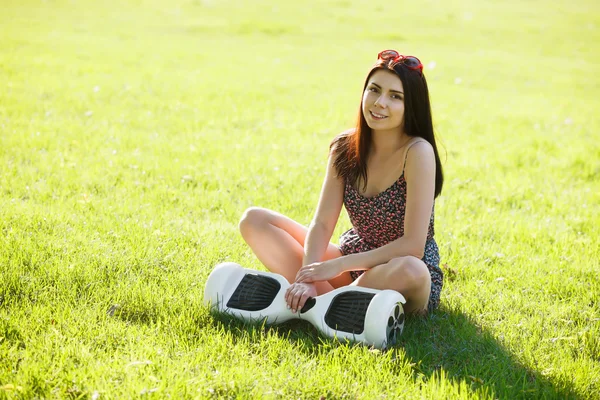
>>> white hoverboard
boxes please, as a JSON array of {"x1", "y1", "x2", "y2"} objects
[{"x1": 203, "y1": 262, "x2": 406, "y2": 349}]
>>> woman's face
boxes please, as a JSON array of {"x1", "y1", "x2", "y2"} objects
[{"x1": 362, "y1": 69, "x2": 405, "y2": 133}]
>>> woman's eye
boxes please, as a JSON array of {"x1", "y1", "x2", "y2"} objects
[{"x1": 368, "y1": 87, "x2": 378, "y2": 92}]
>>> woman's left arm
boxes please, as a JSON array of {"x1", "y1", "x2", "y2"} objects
[{"x1": 342, "y1": 141, "x2": 436, "y2": 269}]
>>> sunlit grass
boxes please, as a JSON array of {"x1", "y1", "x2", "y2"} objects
[{"x1": 1, "y1": 0, "x2": 599, "y2": 398}]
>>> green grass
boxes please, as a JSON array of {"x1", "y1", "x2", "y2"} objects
[{"x1": 1, "y1": 0, "x2": 599, "y2": 398}]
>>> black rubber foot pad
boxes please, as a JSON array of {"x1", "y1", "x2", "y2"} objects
[
  {"x1": 300, "y1": 297, "x2": 316, "y2": 313},
  {"x1": 324, "y1": 291, "x2": 376, "y2": 334},
  {"x1": 226, "y1": 274, "x2": 281, "y2": 311}
]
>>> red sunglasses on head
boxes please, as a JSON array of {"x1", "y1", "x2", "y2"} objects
[{"x1": 378, "y1": 49, "x2": 423, "y2": 73}]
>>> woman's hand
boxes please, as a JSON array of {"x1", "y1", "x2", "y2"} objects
[
  {"x1": 295, "y1": 258, "x2": 346, "y2": 284},
  {"x1": 285, "y1": 282, "x2": 318, "y2": 313}
]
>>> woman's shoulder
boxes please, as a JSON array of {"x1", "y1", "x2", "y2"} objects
[
  {"x1": 405, "y1": 138, "x2": 434, "y2": 157},
  {"x1": 329, "y1": 128, "x2": 356, "y2": 151},
  {"x1": 339, "y1": 127, "x2": 357, "y2": 137},
  {"x1": 333, "y1": 128, "x2": 356, "y2": 141},
  {"x1": 404, "y1": 138, "x2": 435, "y2": 171},
  {"x1": 407, "y1": 137, "x2": 432, "y2": 149}
]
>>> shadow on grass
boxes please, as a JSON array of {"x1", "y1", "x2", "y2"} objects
[
  {"x1": 400, "y1": 306, "x2": 580, "y2": 399},
  {"x1": 208, "y1": 310, "x2": 324, "y2": 349},
  {"x1": 210, "y1": 307, "x2": 581, "y2": 399}
]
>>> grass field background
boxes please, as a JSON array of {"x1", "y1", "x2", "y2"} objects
[{"x1": 1, "y1": 0, "x2": 599, "y2": 398}]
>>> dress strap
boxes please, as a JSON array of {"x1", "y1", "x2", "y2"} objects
[{"x1": 401, "y1": 138, "x2": 427, "y2": 173}]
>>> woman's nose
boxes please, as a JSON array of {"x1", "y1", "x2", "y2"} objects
[{"x1": 374, "y1": 96, "x2": 387, "y2": 108}]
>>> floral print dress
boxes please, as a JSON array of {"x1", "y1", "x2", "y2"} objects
[{"x1": 339, "y1": 161, "x2": 444, "y2": 312}]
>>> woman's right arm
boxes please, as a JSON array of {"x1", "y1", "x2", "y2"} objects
[
  {"x1": 285, "y1": 141, "x2": 345, "y2": 312},
  {"x1": 302, "y1": 144, "x2": 345, "y2": 267}
]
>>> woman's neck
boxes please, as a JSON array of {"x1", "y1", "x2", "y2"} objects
[{"x1": 371, "y1": 130, "x2": 411, "y2": 157}]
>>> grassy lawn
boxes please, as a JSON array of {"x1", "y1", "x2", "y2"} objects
[{"x1": 1, "y1": 0, "x2": 599, "y2": 398}]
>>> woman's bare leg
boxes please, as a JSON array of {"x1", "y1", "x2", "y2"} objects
[
  {"x1": 351, "y1": 256, "x2": 431, "y2": 314},
  {"x1": 238, "y1": 207, "x2": 353, "y2": 294}
]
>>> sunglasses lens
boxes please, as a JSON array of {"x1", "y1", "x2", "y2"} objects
[
  {"x1": 403, "y1": 57, "x2": 421, "y2": 68},
  {"x1": 379, "y1": 50, "x2": 399, "y2": 60}
]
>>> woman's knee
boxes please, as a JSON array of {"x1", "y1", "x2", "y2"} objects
[
  {"x1": 364, "y1": 257, "x2": 431, "y2": 313},
  {"x1": 357, "y1": 256, "x2": 430, "y2": 292},
  {"x1": 239, "y1": 207, "x2": 269, "y2": 235},
  {"x1": 387, "y1": 256, "x2": 431, "y2": 287}
]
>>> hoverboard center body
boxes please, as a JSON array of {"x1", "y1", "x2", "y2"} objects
[{"x1": 204, "y1": 263, "x2": 406, "y2": 349}]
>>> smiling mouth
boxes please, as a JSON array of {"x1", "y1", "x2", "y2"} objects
[{"x1": 370, "y1": 111, "x2": 388, "y2": 120}]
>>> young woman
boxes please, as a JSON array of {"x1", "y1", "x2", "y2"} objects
[{"x1": 239, "y1": 50, "x2": 444, "y2": 316}]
